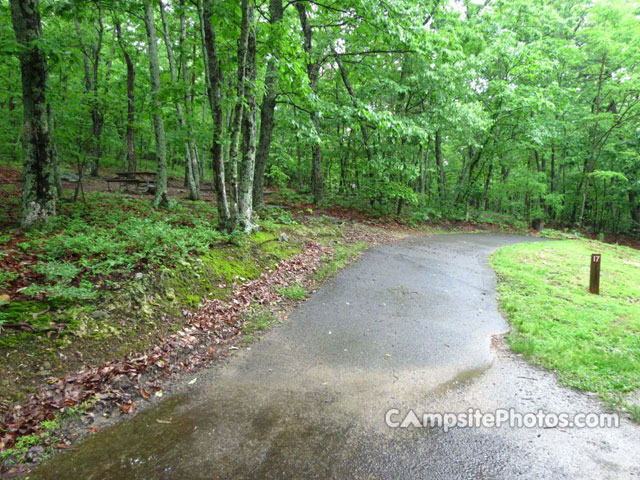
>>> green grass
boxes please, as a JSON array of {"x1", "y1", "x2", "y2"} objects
[
  {"x1": 277, "y1": 281, "x2": 306, "y2": 300},
  {"x1": 491, "y1": 239, "x2": 640, "y2": 419},
  {"x1": 313, "y1": 242, "x2": 368, "y2": 283},
  {"x1": 242, "y1": 311, "x2": 280, "y2": 338}
]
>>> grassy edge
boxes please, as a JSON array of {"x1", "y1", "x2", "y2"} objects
[{"x1": 490, "y1": 239, "x2": 640, "y2": 422}]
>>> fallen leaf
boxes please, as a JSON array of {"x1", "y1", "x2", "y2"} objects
[
  {"x1": 140, "y1": 388, "x2": 151, "y2": 399},
  {"x1": 156, "y1": 419, "x2": 172, "y2": 424},
  {"x1": 118, "y1": 402, "x2": 137, "y2": 414}
]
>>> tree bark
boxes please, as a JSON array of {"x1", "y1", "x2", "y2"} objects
[
  {"x1": 296, "y1": 3, "x2": 323, "y2": 204},
  {"x1": 630, "y1": 192, "x2": 639, "y2": 226},
  {"x1": 253, "y1": 0, "x2": 283, "y2": 209},
  {"x1": 434, "y1": 130, "x2": 446, "y2": 203},
  {"x1": 201, "y1": 0, "x2": 231, "y2": 229},
  {"x1": 579, "y1": 52, "x2": 607, "y2": 227},
  {"x1": 74, "y1": 2, "x2": 105, "y2": 177},
  {"x1": 238, "y1": 2, "x2": 257, "y2": 232},
  {"x1": 143, "y1": 0, "x2": 170, "y2": 207},
  {"x1": 115, "y1": 20, "x2": 136, "y2": 173},
  {"x1": 10, "y1": 0, "x2": 56, "y2": 229},
  {"x1": 482, "y1": 163, "x2": 493, "y2": 211},
  {"x1": 227, "y1": 0, "x2": 251, "y2": 222},
  {"x1": 159, "y1": 0, "x2": 200, "y2": 200}
]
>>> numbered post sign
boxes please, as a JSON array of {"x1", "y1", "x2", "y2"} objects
[{"x1": 590, "y1": 254, "x2": 601, "y2": 294}]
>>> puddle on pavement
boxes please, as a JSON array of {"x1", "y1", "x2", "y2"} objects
[
  {"x1": 428, "y1": 365, "x2": 491, "y2": 397},
  {"x1": 30, "y1": 365, "x2": 492, "y2": 480},
  {"x1": 29, "y1": 386, "x2": 357, "y2": 479}
]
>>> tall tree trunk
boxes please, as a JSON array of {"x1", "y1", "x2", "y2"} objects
[
  {"x1": 180, "y1": 0, "x2": 200, "y2": 200},
  {"x1": 253, "y1": 0, "x2": 283, "y2": 209},
  {"x1": 158, "y1": 0, "x2": 199, "y2": 200},
  {"x1": 482, "y1": 163, "x2": 493, "y2": 211},
  {"x1": 579, "y1": 52, "x2": 607, "y2": 227},
  {"x1": 630, "y1": 192, "x2": 639, "y2": 226},
  {"x1": 10, "y1": 0, "x2": 55, "y2": 229},
  {"x1": 201, "y1": 0, "x2": 231, "y2": 230},
  {"x1": 434, "y1": 130, "x2": 446, "y2": 203},
  {"x1": 238, "y1": 2, "x2": 257, "y2": 232},
  {"x1": 48, "y1": 104, "x2": 63, "y2": 198},
  {"x1": 115, "y1": 20, "x2": 136, "y2": 173},
  {"x1": 296, "y1": 3, "x2": 323, "y2": 204},
  {"x1": 550, "y1": 144, "x2": 556, "y2": 193},
  {"x1": 227, "y1": 0, "x2": 251, "y2": 222},
  {"x1": 74, "y1": 2, "x2": 105, "y2": 177},
  {"x1": 334, "y1": 53, "x2": 373, "y2": 164},
  {"x1": 143, "y1": 0, "x2": 170, "y2": 207}
]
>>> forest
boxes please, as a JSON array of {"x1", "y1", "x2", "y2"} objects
[
  {"x1": 1, "y1": 0, "x2": 639, "y2": 235},
  {"x1": 2, "y1": 1, "x2": 640, "y2": 473}
]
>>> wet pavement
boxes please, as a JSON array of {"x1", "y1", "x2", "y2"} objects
[{"x1": 30, "y1": 234, "x2": 640, "y2": 479}]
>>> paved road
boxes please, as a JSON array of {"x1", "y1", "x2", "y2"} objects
[{"x1": 33, "y1": 234, "x2": 640, "y2": 479}]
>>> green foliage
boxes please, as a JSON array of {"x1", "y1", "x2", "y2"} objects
[
  {"x1": 0, "y1": 270, "x2": 18, "y2": 290},
  {"x1": 3, "y1": 0, "x2": 640, "y2": 234},
  {"x1": 277, "y1": 281, "x2": 306, "y2": 300},
  {"x1": 313, "y1": 243, "x2": 367, "y2": 284},
  {"x1": 242, "y1": 311, "x2": 279, "y2": 337}
]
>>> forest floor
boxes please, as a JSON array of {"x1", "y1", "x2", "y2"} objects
[{"x1": 1, "y1": 163, "x2": 639, "y2": 476}]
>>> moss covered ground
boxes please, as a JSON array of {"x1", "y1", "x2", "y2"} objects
[{"x1": 0, "y1": 190, "x2": 351, "y2": 406}]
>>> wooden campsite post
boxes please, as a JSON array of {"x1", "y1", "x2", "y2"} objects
[{"x1": 590, "y1": 254, "x2": 601, "y2": 294}]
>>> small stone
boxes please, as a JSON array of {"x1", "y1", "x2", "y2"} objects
[
  {"x1": 90, "y1": 310, "x2": 109, "y2": 320},
  {"x1": 134, "y1": 272, "x2": 144, "y2": 281},
  {"x1": 279, "y1": 232, "x2": 290, "y2": 242}
]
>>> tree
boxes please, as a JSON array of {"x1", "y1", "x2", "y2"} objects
[
  {"x1": 142, "y1": 0, "x2": 170, "y2": 207},
  {"x1": 9, "y1": 0, "x2": 56, "y2": 229},
  {"x1": 295, "y1": 2, "x2": 324, "y2": 204},
  {"x1": 237, "y1": 0, "x2": 258, "y2": 232},
  {"x1": 2, "y1": 0, "x2": 639, "y2": 236},
  {"x1": 252, "y1": 0, "x2": 283, "y2": 209},
  {"x1": 158, "y1": 0, "x2": 200, "y2": 201},
  {"x1": 201, "y1": 0, "x2": 231, "y2": 230},
  {"x1": 114, "y1": 18, "x2": 136, "y2": 173}
]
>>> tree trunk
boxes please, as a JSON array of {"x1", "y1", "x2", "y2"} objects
[
  {"x1": 630, "y1": 192, "x2": 639, "y2": 226},
  {"x1": 10, "y1": 0, "x2": 56, "y2": 229},
  {"x1": 181, "y1": 0, "x2": 200, "y2": 200},
  {"x1": 47, "y1": 104, "x2": 63, "y2": 198},
  {"x1": 296, "y1": 3, "x2": 323, "y2": 204},
  {"x1": 227, "y1": 0, "x2": 251, "y2": 222},
  {"x1": 74, "y1": 3, "x2": 105, "y2": 177},
  {"x1": 253, "y1": 0, "x2": 283, "y2": 209},
  {"x1": 579, "y1": 52, "x2": 607, "y2": 227},
  {"x1": 482, "y1": 163, "x2": 493, "y2": 211},
  {"x1": 159, "y1": 0, "x2": 199, "y2": 200},
  {"x1": 143, "y1": 0, "x2": 170, "y2": 207},
  {"x1": 434, "y1": 130, "x2": 446, "y2": 203},
  {"x1": 201, "y1": 0, "x2": 231, "y2": 229},
  {"x1": 115, "y1": 21, "x2": 136, "y2": 173},
  {"x1": 238, "y1": 3, "x2": 257, "y2": 232}
]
